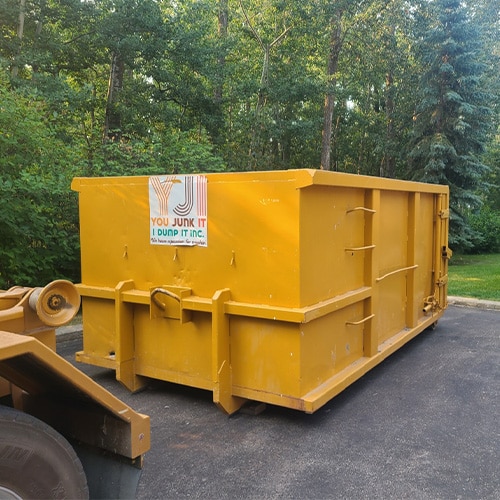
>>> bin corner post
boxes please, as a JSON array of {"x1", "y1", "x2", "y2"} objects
[
  {"x1": 115, "y1": 280, "x2": 147, "y2": 392},
  {"x1": 211, "y1": 289, "x2": 246, "y2": 415},
  {"x1": 437, "y1": 192, "x2": 451, "y2": 309}
]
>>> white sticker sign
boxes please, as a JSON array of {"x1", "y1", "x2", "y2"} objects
[{"x1": 149, "y1": 175, "x2": 207, "y2": 246}]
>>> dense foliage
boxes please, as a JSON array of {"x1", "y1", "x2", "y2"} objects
[
  {"x1": 469, "y1": 207, "x2": 500, "y2": 253},
  {"x1": 0, "y1": 0, "x2": 498, "y2": 287},
  {"x1": 409, "y1": 0, "x2": 496, "y2": 249}
]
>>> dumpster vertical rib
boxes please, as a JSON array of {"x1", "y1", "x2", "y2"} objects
[
  {"x1": 211, "y1": 289, "x2": 245, "y2": 414},
  {"x1": 406, "y1": 192, "x2": 419, "y2": 328},
  {"x1": 115, "y1": 280, "x2": 146, "y2": 392},
  {"x1": 363, "y1": 188, "x2": 380, "y2": 357}
]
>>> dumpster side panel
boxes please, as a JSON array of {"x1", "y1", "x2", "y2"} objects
[
  {"x1": 375, "y1": 190, "x2": 409, "y2": 343},
  {"x1": 77, "y1": 175, "x2": 303, "y2": 307},
  {"x1": 78, "y1": 298, "x2": 116, "y2": 369},
  {"x1": 299, "y1": 302, "x2": 365, "y2": 396},
  {"x1": 299, "y1": 186, "x2": 366, "y2": 307},
  {"x1": 78, "y1": 179, "x2": 147, "y2": 288},
  {"x1": 208, "y1": 175, "x2": 301, "y2": 306},
  {"x1": 231, "y1": 317, "x2": 301, "y2": 398},
  {"x1": 134, "y1": 308, "x2": 213, "y2": 389}
]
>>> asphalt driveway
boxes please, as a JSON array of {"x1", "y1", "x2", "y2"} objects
[{"x1": 58, "y1": 304, "x2": 499, "y2": 499}]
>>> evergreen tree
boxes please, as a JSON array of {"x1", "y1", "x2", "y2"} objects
[{"x1": 409, "y1": 0, "x2": 494, "y2": 250}]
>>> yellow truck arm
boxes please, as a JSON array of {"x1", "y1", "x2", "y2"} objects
[{"x1": 0, "y1": 280, "x2": 150, "y2": 499}]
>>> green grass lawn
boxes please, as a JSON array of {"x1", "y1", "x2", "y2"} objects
[{"x1": 448, "y1": 253, "x2": 500, "y2": 301}]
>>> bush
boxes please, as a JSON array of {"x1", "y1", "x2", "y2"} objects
[
  {"x1": 0, "y1": 81, "x2": 80, "y2": 288},
  {"x1": 468, "y1": 207, "x2": 500, "y2": 254}
]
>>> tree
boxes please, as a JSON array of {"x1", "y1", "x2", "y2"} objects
[
  {"x1": 211, "y1": 0, "x2": 228, "y2": 145},
  {"x1": 409, "y1": 0, "x2": 494, "y2": 250},
  {"x1": 320, "y1": 4, "x2": 344, "y2": 171},
  {"x1": 100, "y1": 0, "x2": 168, "y2": 141},
  {"x1": 319, "y1": 0, "x2": 408, "y2": 173},
  {"x1": 0, "y1": 72, "x2": 80, "y2": 288},
  {"x1": 1, "y1": 0, "x2": 499, "y2": 289}
]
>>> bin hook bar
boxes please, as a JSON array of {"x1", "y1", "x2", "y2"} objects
[
  {"x1": 346, "y1": 314, "x2": 375, "y2": 326},
  {"x1": 151, "y1": 288, "x2": 181, "y2": 310},
  {"x1": 344, "y1": 245, "x2": 376, "y2": 252},
  {"x1": 346, "y1": 207, "x2": 376, "y2": 214},
  {"x1": 376, "y1": 264, "x2": 418, "y2": 283}
]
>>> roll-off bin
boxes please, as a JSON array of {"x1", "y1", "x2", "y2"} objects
[{"x1": 72, "y1": 169, "x2": 451, "y2": 414}]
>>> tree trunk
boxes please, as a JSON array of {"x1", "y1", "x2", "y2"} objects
[
  {"x1": 381, "y1": 70, "x2": 396, "y2": 177},
  {"x1": 214, "y1": 0, "x2": 228, "y2": 105},
  {"x1": 381, "y1": 23, "x2": 396, "y2": 178},
  {"x1": 103, "y1": 52, "x2": 125, "y2": 142},
  {"x1": 320, "y1": 11, "x2": 343, "y2": 171},
  {"x1": 209, "y1": 0, "x2": 228, "y2": 145},
  {"x1": 248, "y1": 45, "x2": 270, "y2": 161},
  {"x1": 238, "y1": 0, "x2": 291, "y2": 167},
  {"x1": 11, "y1": 0, "x2": 26, "y2": 78},
  {"x1": 31, "y1": 1, "x2": 46, "y2": 75}
]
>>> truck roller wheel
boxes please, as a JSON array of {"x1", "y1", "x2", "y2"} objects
[{"x1": 0, "y1": 406, "x2": 89, "y2": 499}]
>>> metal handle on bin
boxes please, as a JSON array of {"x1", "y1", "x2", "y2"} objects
[
  {"x1": 346, "y1": 314, "x2": 375, "y2": 326},
  {"x1": 376, "y1": 264, "x2": 418, "y2": 283},
  {"x1": 151, "y1": 288, "x2": 181, "y2": 310},
  {"x1": 344, "y1": 245, "x2": 375, "y2": 252},
  {"x1": 346, "y1": 207, "x2": 376, "y2": 214}
]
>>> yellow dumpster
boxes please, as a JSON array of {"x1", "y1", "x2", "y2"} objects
[{"x1": 72, "y1": 169, "x2": 451, "y2": 414}]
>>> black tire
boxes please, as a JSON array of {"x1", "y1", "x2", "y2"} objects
[{"x1": 0, "y1": 406, "x2": 89, "y2": 499}]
